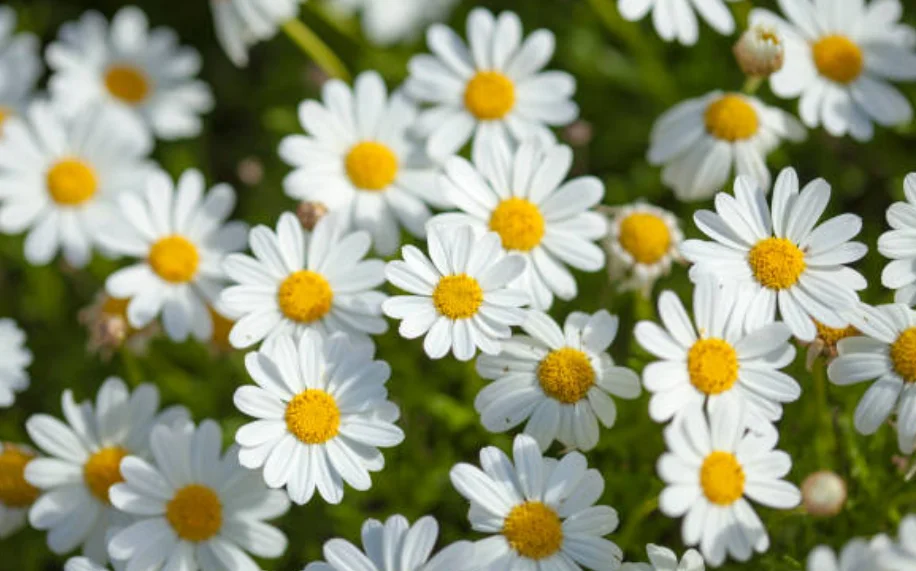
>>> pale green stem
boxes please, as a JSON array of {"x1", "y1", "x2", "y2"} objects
[{"x1": 282, "y1": 19, "x2": 351, "y2": 82}]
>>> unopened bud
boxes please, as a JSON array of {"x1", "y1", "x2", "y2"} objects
[
  {"x1": 562, "y1": 120, "x2": 593, "y2": 147},
  {"x1": 237, "y1": 157, "x2": 264, "y2": 186},
  {"x1": 734, "y1": 26, "x2": 784, "y2": 78},
  {"x1": 801, "y1": 470, "x2": 847, "y2": 517},
  {"x1": 296, "y1": 201, "x2": 328, "y2": 231}
]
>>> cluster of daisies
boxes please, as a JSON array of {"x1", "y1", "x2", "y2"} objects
[{"x1": 1, "y1": 0, "x2": 916, "y2": 570}]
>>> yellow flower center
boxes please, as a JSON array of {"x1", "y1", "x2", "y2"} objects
[
  {"x1": 148, "y1": 235, "x2": 200, "y2": 283},
  {"x1": 748, "y1": 237, "x2": 806, "y2": 290},
  {"x1": 345, "y1": 141, "x2": 399, "y2": 191},
  {"x1": 704, "y1": 95, "x2": 759, "y2": 142},
  {"x1": 166, "y1": 484, "x2": 223, "y2": 542},
  {"x1": 891, "y1": 327, "x2": 916, "y2": 383},
  {"x1": 209, "y1": 307, "x2": 235, "y2": 351},
  {"x1": 618, "y1": 212, "x2": 671, "y2": 264},
  {"x1": 537, "y1": 348, "x2": 595, "y2": 404},
  {"x1": 277, "y1": 270, "x2": 334, "y2": 323},
  {"x1": 0, "y1": 445, "x2": 40, "y2": 508},
  {"x1": 687, "y1": 338, "x2": 739, "y2": 395},
  {"x1": 502, "y1": 501, "x2": 563, "y2": 560},
  {"x1": 432, "y1": 274, "x2": 484, "y2": 320},
  {"x1": 489, "y1": 197, "x2": 545, "y2": 252},
  {"x1": 815, "y1": 321, "x2": 858, "y2": 346},
  {"x1": 285, "y1": 389, "x2": 341, "y2": 444},
  {"x1": 83, "y1": 446, "x2": 128, "y2": 504},
  {"x1": 104, "y1": 64, "x2": 151, "y2": 105},
  {"x1": 812, "y1": 35, "x2": 864, "y2": 85},
  {"x1": 700, "y1": 451, "x2": 745, "y2": 506},
  {"x1": 464, "y1": 71, "x2": 516, "y2": 120},
  {"x1": 46, "y1": 158, "x2": 98, "y2": 206}
]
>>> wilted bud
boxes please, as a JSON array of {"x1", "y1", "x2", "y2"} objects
[
  {"x1": 801, "y1": 470, "x2": 847, "y2": 517},
  {"x1": 297, "y1": 201, "x2": 329, "y2": 231},
  {"x1": 79, "y1": 293, "x2": 158, "y2": 360},
  {"x1": 734, "y1": 25, "x2": 784, "y2": 78},
  {"x1": 237, "y1": 156, "x2": 264, "y2": 186},
  {"x1": 562, "y1": 120, "x2": 593, "y2": 147}
]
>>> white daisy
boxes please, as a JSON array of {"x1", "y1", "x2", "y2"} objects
[
  {"x1": 279, "y1": 70, "x2": 446, "y2": 256},
  {"x1": 750, "y1": 0, "x2": 916, "y2": 141},
  {"x1": 0, "y1": 101, "x2": 153, "y2": 268},
  {"x1": 23, "y1": 377, "x2": 190, "y2": 563},
  {"x1": 680, "y1": 168, "x2": 868, "y2": 342},
  {"x1": 328, "y1": 0, "x2": 459, "y2": 45},
  {"x1": 807, "y1": 538, "x2": 886, "y2": 571},
  {"x1": 658, "y1": 403, "x2": 801, "y2": 566},
  {"x1": 634, "y1": 278, "x2": 800, "y2": 429},
  {"x1": 617, "y1": 0, "x2": 737, "y2": 46},
  {"x1": 475, "y1": 310, "x2": 641, "y2": 451},
  {"x1": 302, "y1": 514, "x2": 475, "y2": 571},
  {"x1": 450, "y1": 433, "x2": 623, "y2": 570},
  {"x1": 210, "y1": 0, "x2": 302, "y2": 67},
  {"x1": 405, "y1": 8, "x2": 578, "y2": 159},
  {"x1": 382, "y1": 224, "x2": 528, "y2": 361},
  {"x1": 880, "y1": 173, "x2": 916, "y2": 304},
  {"x1": 99, "y1": 169, "x2": 248, "y2": 342},
  {"x1": 0, "y1": 6, "x2": 42, "y2": 132},
  {"x1": 647, "y1": 90, "x2": 806, "y2": 201},
  {"x1": 108, "y1": 419, "x2": 291, "y2": 570},
  {"x1": 220, "y1": 211, "x2": 388, "y2": 349},
  {"x1": 621, "y1": 544, "x2": 705, "y2": 571},
  {"x1": 0, "y1": 318, "x2": 31, "y2": 407},
  {"x1": 880, "y1": 515, "x2": 916, "y2": 569},
  {"x1": 0, "y1": 442, "x2": 40, "y2": 539},
  {"x1": 603, "y1": 202, "x2": 683, "y2": 296},
  {"x1": 47, "y1": 6, "x2": 214, "y2": 140}
]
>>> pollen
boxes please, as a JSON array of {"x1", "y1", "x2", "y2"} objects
[
  {"x1": 464, "y1": 71, "x2": 516, "y2": 120},
  {"x1": 104, "y1": 64, "x2": 151, "y2": 105},
  {"x1": 538, "y1": 348, "x2": 595, "y2": 404},
  {"x1": 815, "y1": 321, "x2": 858, "y2": 347},
  {"x1": 618, "y1": 212, "x2": 671, "y2": 264},
  {"x1": 432, "y1": 274, "x2": 484, "y2": 320},
  {"x1": 148, "y1": 235, "x2": 200, "y2": 283},
  {"x1": 0, "y1": 445, "x2": 40, "y2": 508},
  {"x1": 704, "y1": 95, "x2": 759, "y2": 142},
  {"x1": 46, "y1": 158, "x2": 98, "y2": 206},
  {"x1": 345, "y1": 141, "x2": 399, "y2": 191},
  {"x1": 285, "y1": 389, "x2": 341, "y2": 444},
  {"x1": 489, "y1": 198, "x2": 545, "y2": 252},
  {"x1": 700, "y1": 451, "x2": 745, "y2": 506},
  {"x1": 277, "y1": 270, "x2": 334, "y2": 323},
  {"x1": 891, "y1": 327, "x2": 916, "y2": 383},
  {"x1": 502, "y1": 501, "x2": 563, "y2": 560},
  {"x1": 687, "y1": 338, "x2": 739, "y2": 395},
  {"x1": 166, "y1": 484, "x2": 223, "y2": 542},
  {"x1": 748, "y1": 237, "x2": 806, "y2": 290},
  {"x1": 812, "y1": 35, "x2": 864, "y2": 85},
  {"x1": 83, "y1": 446, "x2": 128, "y2": 504}
]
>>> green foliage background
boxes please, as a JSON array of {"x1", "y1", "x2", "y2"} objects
[{"x1": 2, "y1": 0, "x2": 916, "y2": 569}]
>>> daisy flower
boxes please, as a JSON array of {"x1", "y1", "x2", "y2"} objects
[
  {"x1": 0, "y1": 442, "x2": 41, "y2": 539},
  {"x1": 279, "y1": 71, "x2": 446, "y2": 255},
  {"x1": 880, "y1": 173, "x2": 916, "y2": 304},
  {"x1": 603, "y1": 202, "x2": 683, "y2": 296},
  {"x1": 108, "y1": 419, "x2": 291, "y2": 570},
  {"x1": 750, "y1": 0, "x2": 916, "y2": 141},
  {"x1": 880, "y1": 515, "x2": 916, "y2": 569},
  {"x1": 24, "y1": 377, "x2": 190, "y2": 563},
  {"x1": 220, "y1": 211, "x2": 388, "y2": 349},
  {"x1": 99, "y1": 169, "x2": 247, "y2": 342},
  {"x1": 328, "y1": 0, "x2": 459, "y2": 45},
  {"x1": 658, "y1": 404, "x2": 801, "y2": 566},
  {"x1": 0, "y1": 101, "x2": 153, "y2": 268},
  {"x1": 647, "y1": 90, "x2": 805, "y2": 201},
  {"x1": 807, "y1": 538, "x2": 885, "y2": 571},
  {"x1": 0, "y1": 318, "x2": 31, "y2": 407},
  {"x1": 382, "y1": 225, "x2": 528, "y2": 361},
  {"x1": 405, "y1": 8, "x2": 578, "y2": 158},
  {"x1": 680, "y1": 168, "x2": 868, "y2": 342},
  {"x1": 210, "y1": 0, "x2": 302, "y2": 67},
  {"x1": 0, "y1": 6, "x2": 42, "y2": 132},
  {"x1": 621, "y1": 544, "x2": 705, "y2": 571},
  {"x1": 303, "y1": 514, "x2": 475, "y2": 571},
  {"x1": 475, "y1": 310, "x2": 641, "y2": 451},
  {"x1": 450, "y1": 433, "x2": 623, "y2": 570},
  {"x1": 47, "y1": 6, "x2": 214, "y2": 140},
  {"x1": 616, "y1": 0, "x2": 737, "y2": 46}
]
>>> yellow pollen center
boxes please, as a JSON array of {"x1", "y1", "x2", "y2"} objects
[
  {"x1": 618, "y1": 212, "x2": 671, "y2": 264},
  {"x1": 83, "y1": 446, "x2": 128, "y2": 504},
  {"x1": 209, "y1": 307, "x2": 235, "y2": 350},
  {"x1": 166, "y1": 484, "x2": 223, "y2": 542},
  {"x1": 148, "y1": 235, "x2": 200, "y2": 283},
  {"x1": 432, "y1": 274, "x2": 484, "y2": 320},
  {"x1": 688, "y1": 338, "x2": 739, "y2": 395},
  {"x1": 812, "y1": 35, "x2": 864, "y2": 85},
  {"x1": 748, "y1": 237, "x2": 806, "y2": 290},
  {"x1": 489, "y1": 198, "x2": 545, "y2": 251},
  {"x1": 345, "y1": 141, "x2": 399, "y2": 191},
  {"x1": 46, "y1": 158, "x2": 98, "y2": 206},
  {"x1": 815, "y1": 321, "x2": 858, "y2": 346},
  {"x1": 285, "y1": 389, "x2": 341, "y2": 444},
  {"x1": 502, "y1": 501, "x2": 563, "y2": 560},
  {"x1": 0, "y1": 445, "x2": 40, "y2": 508},
  {"x1": 464, "y1": 71, "x2": 516, "y2": 120},
  {"x1": 104, "y1": 65, "x2": 151, "y2": 105},
  {"x1": 704, "y1": 95, "x2": 759, "y2": 142},
  {"x1": 891, "y1": 327, "x2": 916, "y2": 383},
  {"x1": 277, "y1": 270, "x2": 334, "y2": 323},
  {"x1": 537, "y1": 348, "x2": 595, "y2": 404},
  {"x1": 700, "y1": 451, "x2": 745, "y2": 506}
]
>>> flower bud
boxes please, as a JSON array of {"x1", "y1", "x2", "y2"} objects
[
  {"x1": 801, "y1": 470, "x2": 847, "y2": 517},
  {"x1": 296, "y1": 201, "x2": 329, "y2": 231},
  {"x1": 734, "y1": 26, "x2": 785, "y2": 78}
]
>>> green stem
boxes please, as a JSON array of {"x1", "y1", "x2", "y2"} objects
[
  {"x1": 812, "y1": 359, "x2": 836, "y2": 467},
  {"x1": 281, "y1": 19, "x2": 351, "y2": 81},
  {"x1": 119, "y1": 346, "x2": 143, "y2": 387},
  {"x1": 618, "y1": 495, "x2": 659, "y2": 550},
  {"x1": 742, "y1": 76, "x2": 763, "y2": 95}
]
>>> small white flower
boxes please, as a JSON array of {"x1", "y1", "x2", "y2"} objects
[
  {"x1": 450, "y1": 433, "x2": 623, "y2": 570},
  {"x1": 210, "y1": 0, "x2": 302, "y2": 67},
  {"x1": 475, "y1": 310, "x2": 641, "y2": 451},
  {"x1": 807, "y1": 537, "x2": 886, "y2": 571},
  {"x1": 0, "y1": 319, "x2": 31, "y2": 407},
  {"x1": 680, "y1": 168, "x2": 868, "y2": 342},
  {"x1": 47, "y1": 6, "x2": 214, "y2": 140},
  {"x1": 109, "y1": 420, "x2": 291, "y2": 571},
  {"x1": 0, "y1": 6, "x2": 42, "y2": 131},
  {"x1": 880, "y1": 173, "x2": 916, "y2": 304},
  {"x1": 621, "y1": 544, "x2": 705, "y2": 571},
  {"x1": 604, "y1": 202, "x2": 683, "y2": 296},
  {"x1": 0, "y1": 442, "x2": 40, "y2": 539},
  {"x1": 617, "y1": 0, "x2": 738, "y2": 46},
  {"x1": 383, "y1": 225, "x2": 528, "y2": 361},
  {"x1": 99, "y1": 169, "x2": 248, "y2": 342},
  {"x1": 405, "y1": 8, "x2": 578, "y2": 159},
  {"x1": 658, "y1": 404, "x2": 801, "y2": 566},
  {"x1": 733, "y1": 25, "x2": 785, "y2": 77},
  {"x1": 328, "y1": 0, "x2": 459, "y2": 45},
  {"x1": 880, "y1": 515, "x2": 916, "y2": 569},
  {"x1": 648, "y1": 91, "x2": 805, "y2": 201}
]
